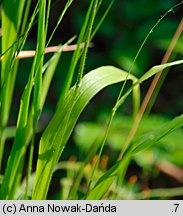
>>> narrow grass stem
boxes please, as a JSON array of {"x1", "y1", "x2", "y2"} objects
[
  {"x1": 76, "y1": 0, "x2": 99, "y2": 86},
  {"x1": 114, "y1": 2, "x2": 183, "y2": 112},
  {"x1": 145, "y1": 17, "x2": 183, "y2": 114},
  {"x1": 91, "y1": 0, "x2": 116, "y2": 40},
  {"x1": 57, "y1": 0, "x2": 96, "y2": 105},
  {"x1": 118, "y1": 15, "x2": 183, "y2": 160},
  {"x1": 46, "y1": 0, "x2": 74, "y2": 47},
  {"x1": 87, "y1": 109, "x2": 115, "y2": 193},
  {"x1": 19, "y1": 0, "x2": 32, "y2": 38}
]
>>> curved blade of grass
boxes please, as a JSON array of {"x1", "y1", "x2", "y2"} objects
[
  {"x1": 86, "y1": 59, "x2": 183, "y2": 200},
  {"x1": 132, "y1": 114, "x2": 183, "y2": 154},
  {"x1": 116, "y1": 59, "x2": 183, "y2": 110},
  {"x1": 32, "y1": 66, "x2": 138, "y2": 199}
]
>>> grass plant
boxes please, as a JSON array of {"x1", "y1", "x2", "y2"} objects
[{"x1": 0, "y1": 0, "x2": 183, "y2": 199}]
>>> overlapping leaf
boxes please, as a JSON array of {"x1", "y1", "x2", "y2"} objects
[{"x1": 86, "y1": 60, "x2": 183, "y2": 199}]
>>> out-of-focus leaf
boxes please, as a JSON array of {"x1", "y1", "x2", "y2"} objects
[{"x1": 133, "y1": 115, "x2": 183, "y2": 154}]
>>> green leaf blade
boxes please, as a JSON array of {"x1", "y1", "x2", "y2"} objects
[{"x1": 32, "y1": 66, "x2": 138, "y2": 199}]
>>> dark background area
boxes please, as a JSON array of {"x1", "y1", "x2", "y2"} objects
[{"x1": 17, "y1": 0, "x2": 183, "y2": 120}]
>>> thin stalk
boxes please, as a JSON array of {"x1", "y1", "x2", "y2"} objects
[
  {"x1": 76, "y1": 0, "x2": 99, "y2": 85},
  {"x1": 114, "y1": 3, "x2": 183, "y2": 112},
  {"x1": 68, "y1": 2, "x2": 117, "y2": 198},
  {"x1": 20, "y1": 0, "x2": 32, "y2": 37},
  {"x1": 118, "y1": 16, "x2": 183, "y2": 160},
  {"x1": 68, "y1": 131, "x2": 104, "y2": 199},
  {"x1": 46, "y1": 0, "x2": 74, "y2": 47},
  {"x1": 13, "y1": 42, "x2": 89, "y2": 59},
  {"x1": 104, "y1": 7, "x2": 183, "y2": 166},
  {"x1": 46, "y1": 0, "x2": 51, "y2": 34},
  {"x1": 91, "y1": 0, "x2": 116, "y2": 40},
  {"x1": 87, "y1": 110, "x2": 115, "y2": 193},
  {"x1": 145, "y1": 17, "x2": 183, "y2": 114},
  {"x1": 57, "y1": 0, "x2": 96, "y2": 106}
]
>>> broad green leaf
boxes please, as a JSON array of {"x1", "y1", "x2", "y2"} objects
[{"x1": 32, "y1": 66, "x2": 138, "y2": 199}]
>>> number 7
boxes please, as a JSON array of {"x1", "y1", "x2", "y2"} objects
[{"x1": 174, "y1": 204, "x2": 179, "y2": 212}]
